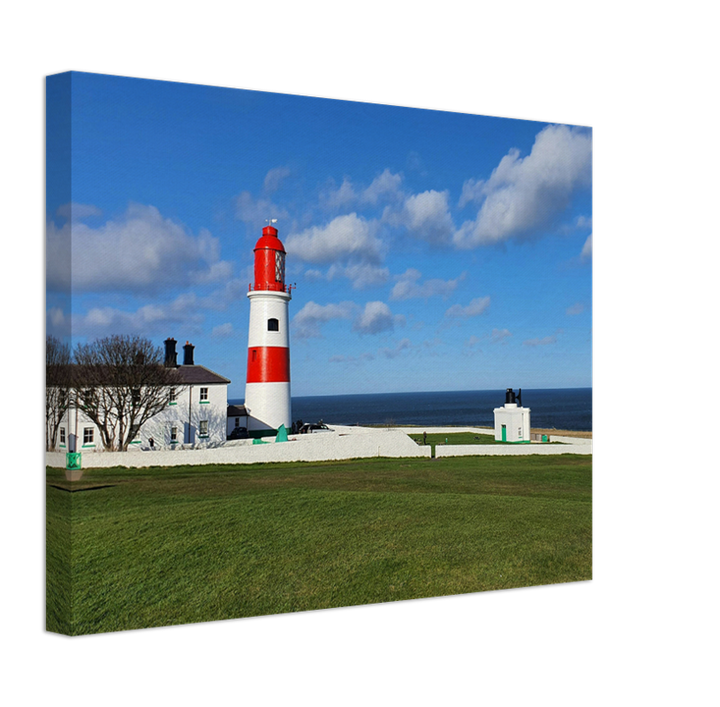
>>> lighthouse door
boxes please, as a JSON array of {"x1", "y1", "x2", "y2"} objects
[{"x1": 501, "y1": 424, "x2": 506, "y2": 442}]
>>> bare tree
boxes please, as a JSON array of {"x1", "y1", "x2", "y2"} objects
[
  {"x1": 73, "y1": 335, "x2": 185, "y2": 451},
  {"x1": 46, "y1": 335, "x2": 72, "y2": 451}
]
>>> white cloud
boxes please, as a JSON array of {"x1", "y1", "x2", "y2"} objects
[
  {"x1": 329, "y1": 352, "x2": 375, "y2": 364},
  {"x1": 406, "y1": 151, "x2": 427, "y2": 175},
  {"x1": 491, "y1": 328, "x2": 512, "y2": 343},
  {"x1": 235, "y1": 191, "x2": 288, "y2": 229},
  {"x1": 46, "y1": 203, "x2": 233, "y2": 294},
  {"x1": 327, "y1": 262, "x2": 390, "y2": 290},
  {"x1": 263, "y1": 166, "x2": 291, "y2": 194},
  {"x1": 402, "y1": 190, "x2": 455, "y2": 244},
  {"x1": 464, "y1": 335, "x2": 482, "y2": 348},
  {"x1": 56, "y1": 202, "x2": 102, "y2": 221},
  {"x1": 202, "y1": 277, "x2": 252, "y2": 311},
  {"x1": 362, "y1": 169, "x2": 404, "y2": 205},
  {"x1": 462, "y1": 335, "x2": 483, "y2": 356},
  {"x1": 523, "y1": 335, "x2": 558, "y2": 346},
  {"x1": 48, "y1": 307, "x2": 66, "y2": 328},
  {"x1": 580, "y1": 234, "x2": 592, "y2": 261},
  {"x1": 285, "y1": 213, "x2": 383, "y2": 265},
  {"x1": 379, "y1": 338, "x2": 412, "y2": 359},
  {"x1": 73, "y1": 292, "x2": 205, "y2": 338},
  {"x1": 445, "y1": 296, "x2": 491, "y2": 318},
  {"x1": 353, "y1": 301, "x2": 400, "y2": 335},
  {"x1": 304, "y1": 269, "x2": 325, "y2": 281},
  {"x1": 454, "y1": 125, "x2": 592, "y2": 248},
  {"x1": 320, "y1": 178, "x2": 357, "y2": 210},
  {"x1": 291, "y1": 300, "x2": 356, "y2": 339},
  {"x1": 320, "y1": 169, "x2": 404, "y2": 210},
  {"x1": 458, "y1": 178, "x2": 485, "y2": 208},
  {"x1": 46, "y1": 307, "x2": 70, "y2": 337},
  {"x1": 566, "y1": 303, "x2": 584, "y2": 316},
  {"x1": 288, "y1": 214, "x2": 389, "y2": 289},
  {"x1": 390, "y1": 268, "x2": 465, "y2": 300},
  {"x1": 211, "y1": 323, "x2": 234, "y2": 338},
  {"x1": 45, "y1": 226, "x2": 73, "y2": 296}
]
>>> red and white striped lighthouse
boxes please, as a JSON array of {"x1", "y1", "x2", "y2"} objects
[{"x1": 244, "y1": 222, "x2": 292, "y2": 436}]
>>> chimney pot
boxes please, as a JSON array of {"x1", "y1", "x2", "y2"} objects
[
  {"x1": 164, "y1": 338, "x2": 178, "y2": 367},
  {"x1": 183, "y1": 341, "x2": 195, "y2": 366}
]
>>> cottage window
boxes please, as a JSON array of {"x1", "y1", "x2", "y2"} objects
[
  {"x1": 83, "y1": 427, "x2": 94, "y2": 445},
  {"x1": 200, "y1": 387, "x2": 208, "y2": 402},
  {"x1": 234, "y1": 417, "x2": 240, "y2": 428},
  {"x1": 60, "y1": 427, "x2": 66, "y2": 445},
  {"x1": 199, "y1": 420, "x2": 209, "y2": 437},
  {"x1": 168, "y1": 390, "x2": 177, "y2": 405},
  {"x1": 170, "y1": 425, "x2": 178, "y2": 443}
]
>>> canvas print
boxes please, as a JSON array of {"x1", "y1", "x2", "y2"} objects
[{"x1": 46, "y1": 72, "x2": 592, "y2": 636}]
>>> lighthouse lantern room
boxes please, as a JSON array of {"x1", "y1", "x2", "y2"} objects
[{"x1": 244, "y1": 223, "x2": 292, "y2": 437}]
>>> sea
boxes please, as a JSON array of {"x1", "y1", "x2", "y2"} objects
[{"x1": 229, "y1": 387, "x2": 592, "y2": 432}]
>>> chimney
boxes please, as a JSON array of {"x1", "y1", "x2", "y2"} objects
[
  {"x1": 183, "y1": 341, "x2": 195, "y2": 366},
  {"x1": 164, "y1": 338, "x2": 178, "y2": 367}
]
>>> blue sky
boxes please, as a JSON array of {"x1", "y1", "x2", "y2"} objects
[{"x1": 46, "y1": 71, "x2": 592, "y2": 398}]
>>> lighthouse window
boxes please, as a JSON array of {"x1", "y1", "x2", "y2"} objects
[
  {"x1": 268, "y1": 318, "x2": 279, "y2": 331},
  {"x1": 275, "y1": 251, "x2": 285, "y2": 282}
]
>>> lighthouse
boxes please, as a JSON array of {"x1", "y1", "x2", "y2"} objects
[
  {"x1": 493, "y1": 388, "x2": 531, "y2": 443},
  {"x1": 244, "y1": 222, "x2": 292, "y2": 437}
]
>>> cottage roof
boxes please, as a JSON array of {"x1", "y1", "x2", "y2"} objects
[
  {"x1": 174, "y1": 365, "x2": 231, "y2": 385},
  {"x1": 50, "y1": 363, "x2": 230, "y2": 387},
  {"x1": 227, "y1": 404, "x2": 248, "y2": 417}
]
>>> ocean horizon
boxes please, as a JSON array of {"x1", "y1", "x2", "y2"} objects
[{"x1": 229, "y1": 387, "x2": 592, "y2": 431}]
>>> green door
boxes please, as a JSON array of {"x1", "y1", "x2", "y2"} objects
[{"x1": 501, "y1": 424, "x2": 506, "y2": 442}]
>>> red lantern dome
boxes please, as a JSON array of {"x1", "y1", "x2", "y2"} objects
[{"x1": 253, "y1": 225, "x2": 286, "y2": 292}]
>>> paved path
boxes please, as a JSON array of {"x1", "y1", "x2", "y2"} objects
[{"x1": 47, "y1": 424, "x2": 591, "y2": 469}]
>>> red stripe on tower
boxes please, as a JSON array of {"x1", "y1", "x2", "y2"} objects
[{"x1": 246, "y1": 347, "x2": 290, "y2": 383}]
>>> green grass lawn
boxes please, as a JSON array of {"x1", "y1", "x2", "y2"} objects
[
  {"x1": 46, "y1": 455, "x2": 592, "y2": 636},
  {"x1": 409, "y1": 431, "x2": 506, "y2": 453},
  {"x1": 408, "y1": 431, "x2": 563, "y2": 455}
]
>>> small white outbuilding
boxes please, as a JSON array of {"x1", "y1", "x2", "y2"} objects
[{"x1": 494, "y1": 388, "x2": 531, "y2": 443}]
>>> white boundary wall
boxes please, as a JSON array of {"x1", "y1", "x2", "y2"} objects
[
  {"x1": 45, "y1": 425, "x2": 591, "y2": 469},
  {"x1": 435, "y1": 443, "x2": 591, "y2": 457},
  {"x1": 46, "y1": 426, "x2": 431, "y2": 469}
]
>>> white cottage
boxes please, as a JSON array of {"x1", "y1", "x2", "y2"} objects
[
  {"x1": 226, "y1": 404, "x2": 249, "y2": 438},
  {"x1": 140, "y1": 340, "x2": 230, "y2": 449},
  {"x1": 54, "y1": 338, "x2": 231, "y2": 453}
]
